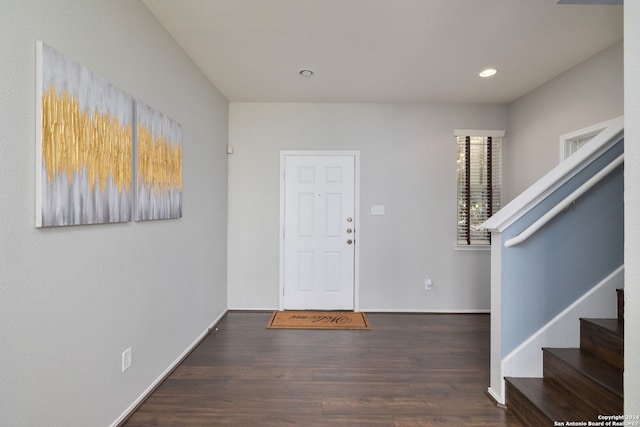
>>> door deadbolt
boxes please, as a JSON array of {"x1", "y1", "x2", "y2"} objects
[
  {"x1": 346, "y1": 228, "x2": 353, "y2": 234},
  {"x1": 346, "y1": 217, "x2": 353, "y2": 222}
]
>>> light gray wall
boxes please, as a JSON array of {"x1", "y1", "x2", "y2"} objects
[
  {"x1": 228, "y1": 103, "x2": 507, "y2": 311},
  {"x1": 0, "y1": 1, "x2": 228, "y2": 426},
  {"x1": 624, "y1": 2, "x2": 640, "y2": 415},
  {"x1": 505, "y1": 41, "x2": 623, "y2": 202}
]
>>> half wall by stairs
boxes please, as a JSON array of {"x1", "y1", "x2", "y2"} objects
[{"x1": 482, "y1": 117, "x2": 624, "y2": 405}]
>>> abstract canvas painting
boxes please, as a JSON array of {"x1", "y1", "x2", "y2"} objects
[
  {"x1": 36, "y1": 42, "x2": 133, "y2": 227},
  {"x1": 135, "y1": 101, "x2": 182, "y2": 221}
]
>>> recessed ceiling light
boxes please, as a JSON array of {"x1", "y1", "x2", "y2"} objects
[
  {"x1": 299, "y1": 69, "x2": 314, "y2": 77},
  {"x1": 479, "y1": 68, "x2": 498, "y2": 78}
]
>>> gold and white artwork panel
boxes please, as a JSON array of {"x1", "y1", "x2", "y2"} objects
[
  {"x1": 135, "y1": 101, "x2": 182, "y2": 221},
  {"x1": 36, "y1": 42, "x2": 133, "y2": 227}
]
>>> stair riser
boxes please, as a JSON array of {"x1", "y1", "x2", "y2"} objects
[
  {"x1": 505, "y1": 381, "x2": 551, "y2": 427},
  {"x1": 617, "y1": 288, "x2": 624, "y2": 322},
  {"x1": 543, "y1": 351, "x2": 623, "y2": 415},
  {"x1": 580, "y1": 320, "x2": 624, "y2": 370}
]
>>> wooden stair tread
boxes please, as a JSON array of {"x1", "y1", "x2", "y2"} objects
[
  {"x1": 582, "y1": 318, "x2": 624, "y2": 335},
  {"x1": 543, "y1": 347, "x2": 623, "y2": 396},
  {"x1": 505, "y1": 377, "x2": 601, "y2": 422}
]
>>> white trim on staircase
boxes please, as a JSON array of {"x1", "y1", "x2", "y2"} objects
[
  {"x1": 483, "y1": 116, "x2": 623, "y2": 233},
  {"x1": 504, "y1": 154, "x2": 624, "y2": 247},
  {"x1": 496, "y1": 266, "x2": 623, "y2": 404}
]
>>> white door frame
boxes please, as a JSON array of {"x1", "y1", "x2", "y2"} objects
[{"x1": 279, "y1": 150, "x2": 360, "y2": 311}]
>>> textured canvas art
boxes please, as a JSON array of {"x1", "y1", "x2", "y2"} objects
[
  {"x1": 36, "y1": 42, "x2": 133, "y2": 227},
  {"x1": 135, "y1": 101, "x2": 182, "y2": 221}
]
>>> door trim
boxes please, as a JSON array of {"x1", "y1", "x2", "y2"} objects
[{"x1": 279, "y1": 151, "x2": 360, "y2": 311}]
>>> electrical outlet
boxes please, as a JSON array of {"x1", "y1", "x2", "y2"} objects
[
  {"x1": 425, "y1": 277, "x2": 433, "y2": 291},
  {"x1": 122, "y1": 347, "x2": 132, "y2": 372}
]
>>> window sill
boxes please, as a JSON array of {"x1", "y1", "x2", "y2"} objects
[{"x1": 454, "y1": 244, "x2": 491, "y2": 252}]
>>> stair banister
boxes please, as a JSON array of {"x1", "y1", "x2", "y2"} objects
[
  {"x1": 483, "y1": 117, "x2": 623, "y2": 406},
  {"x1": 504, "y1": 153, "x2": 624, "y2": 248}
]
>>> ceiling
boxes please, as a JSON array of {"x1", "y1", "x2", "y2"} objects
[{"x1": 141, "y1": 0, "x2": 623, "y2": 104}]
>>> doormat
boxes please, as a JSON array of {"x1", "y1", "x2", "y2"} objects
[{"x1": 267, "y1": 311, "x2": 370, "y2": 330}]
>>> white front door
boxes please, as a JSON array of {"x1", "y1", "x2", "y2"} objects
[{"x1": 281, "y1": 154, "x2": 357, "y2": 310}]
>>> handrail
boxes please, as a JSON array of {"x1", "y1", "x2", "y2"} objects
[{"x1": 504, "y1": 153, "x2": 624, "y2": 248}]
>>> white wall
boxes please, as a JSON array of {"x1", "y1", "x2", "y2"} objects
[
  {"x1": 505, "y1": 41, "x2": 623, "y2": 201},
  {"x1": 228, "y1": 103, "x2": 507, "y2": 311},
  {"x1": 624, "y1": 2, "x2": 640, "y2": 415},
  {"x1": 0, "y1": 1, "x2": 228, "y2": 425}
]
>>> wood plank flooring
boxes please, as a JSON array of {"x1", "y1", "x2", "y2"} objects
[{"x1": 123, "y1": 312, "x2": 523, "y2": 427}]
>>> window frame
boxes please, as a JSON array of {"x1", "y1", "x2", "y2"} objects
[{"x1": 558, "y1": 117, "x2": 620, "y2": 162}]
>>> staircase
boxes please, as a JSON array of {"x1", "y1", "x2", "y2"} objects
[{"x1": 505, "y1": 289, "x2": 624, "y2": 426}]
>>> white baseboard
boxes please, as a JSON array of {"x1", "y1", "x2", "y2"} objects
[
  {"x1": 110, "y1": 309, "x2": 228, "y2": 427},
  {"x1": 227, "y1": 308, "x2": 490, "y2": 313},
  {"x1": 487, "y1": 386, "x2": 505, "y2": 406},
  {"x1": 363, "y1": 308, "x2": 490, "y2": 313},
  {"x1": 501, "y1": 266, "x2": 623, "y2": 380}
]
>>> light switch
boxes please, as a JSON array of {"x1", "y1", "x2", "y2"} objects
[{"x1": 371, "y1": 205, "x2": 385, "y2": 216}]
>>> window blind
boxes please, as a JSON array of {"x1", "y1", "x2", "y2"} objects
[{"x1": 456, "y1": 134, "x2": 502, "y2": 245}]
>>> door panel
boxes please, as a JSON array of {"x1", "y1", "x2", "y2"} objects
[
  {"x1": 297, "y1": 252, "x2": 314, "y2": 292},
  {"x1": 283, "y1": 155, "x2": 355, "y2": 310},
  {"x1": 326, "y1": 194, "x2": 342, "y2": 237},
  {"x1": 298, "y1": 193, "x2": 315, "y2": 236}
]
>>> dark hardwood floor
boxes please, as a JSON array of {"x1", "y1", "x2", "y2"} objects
[{"x1": 123, "y1": 312, "x2": 523, "y2": 427}]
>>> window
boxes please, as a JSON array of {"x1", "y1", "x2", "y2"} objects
[
  {"x1": 455, "y1": 130, "x2": 504, "y2": 246},
  {"x1": 559, "y1": 117, "x2": 621, "y2": 161}
]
